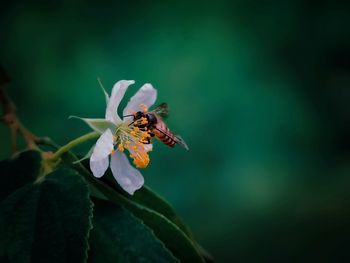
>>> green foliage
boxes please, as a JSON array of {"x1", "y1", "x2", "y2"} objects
[
  {"x1": 0, "y1": 150, "x2": 209, "y2": 262},
  {"x1": 132, "y1": 186, "x2": 193, "y2": 237},
  {"x1": 0, "y1": 164, "x2": 93, "y2": 263},
  {"x1": 0, "y1": 151, "x2": 42, "y2": 202},
  {"x1": 88, "y1": 199, "x2": 178, "y2": 263},
  {"x1": 63, "y1": 152, "x2": 206, "y2": 262}
]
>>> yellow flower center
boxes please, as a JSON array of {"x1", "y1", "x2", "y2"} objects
[
  {"x1": 117, "y1": 143, "x2": 124, "y2": 152},
  {"x1": 129, "y1": 142, "x2": 150, "y2": 168},
  {"x1": 140, "y1": 117, "x2": 148, "y2": 125},
  {"x1": 114, "y1": 123, "x2": 152, "y2": 168}
]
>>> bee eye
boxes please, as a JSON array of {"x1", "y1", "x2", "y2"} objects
[
  {"x1": 136, "y1": 111, "x2": 143, "y2": 119},
  {"x1": 148, "y1": 114, "x2": 156, "y2": 123}
]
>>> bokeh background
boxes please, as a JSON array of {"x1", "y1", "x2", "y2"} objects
[{"x1": 1, "y1": 1, "x2": 350, "y2": 262}]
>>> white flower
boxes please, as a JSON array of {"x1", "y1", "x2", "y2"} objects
[{"x1": 79, "y1": 80, "x2": 157, "y2": 195}]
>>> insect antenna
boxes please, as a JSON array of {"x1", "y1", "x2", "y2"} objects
[{"x1": 121, "y1": 114, "x2": 136, "y2": 126}]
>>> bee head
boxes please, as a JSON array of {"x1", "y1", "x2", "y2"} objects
[{"x1": 134, "y1": 111, "x2": 144, "y2": 120}]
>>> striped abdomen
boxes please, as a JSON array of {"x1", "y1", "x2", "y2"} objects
[{"x1": 152, "y1": 120, "x2": 176, "y2": 147}]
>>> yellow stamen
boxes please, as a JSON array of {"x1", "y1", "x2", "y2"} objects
[
  {"x1": 129, "y1": 143, "x2": 150, "y2": 168},
  {"x1": 133, "y1": 152, "x2": 150, "y2": 168},
  {"x1": 118, "y1": 143, "x2": 124, "y2": 152},
  {"x1": 140, "y1": 117, "x2": 148, "y2": 125},
  {"x1": 143, "y1": 131, "x2": 151, "y2": 138},
  {"x1": 114, "y1": 122, "x2": 151, "y2": 169}
]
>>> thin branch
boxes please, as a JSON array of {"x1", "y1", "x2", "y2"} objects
[
  {"x1": 0, "y1": 65, "x2": 16, "y2": 125},
  {"x1": 0, "y1": 65, "x2": 48, "y2": 153}
]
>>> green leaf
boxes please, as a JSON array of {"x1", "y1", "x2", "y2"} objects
[
  {"x1": 79, "y1": 157, "x2": 212, "y2": 261},
  {"x1": 131, "y1": 187, "x2": 215, "y2": 262},
  {"x1": 100, "y1": 172, "x2": 193, "y2": 238},
  {"x1": 79, "y1": 159, "x2": 194, "y2": 238},
  {"x1": 127, "y1": 204, "x2": 204, "y2": 263},
  {"x1": 88, "y1": 199, "x2": 179, "y2": 263},
  {"x1": 0, "y1": 150, "x2": 42, "y2": 202},
  {"x1": 84, "y1": 163, "x2": 211, "y2": 261},
  {"x1": 197, "y1": 244, "x2": 215, "y2": 263},
  {"x1": 0, "y1": 167, "x2": 93, "y2": 263},
  {"x1": 61, "y1": 152, "x2": 204, "y2": 263},
  {"x1": 130, "y1": 185, "x2": 193, "y2": 237}
]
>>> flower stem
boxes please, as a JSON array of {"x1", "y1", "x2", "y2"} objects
[{"x1": 51, "y1": 131, "x2": 100, "y2": 161}]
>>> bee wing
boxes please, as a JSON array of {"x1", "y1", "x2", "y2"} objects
[
  {"x1": 154, "y1": 103, "x2": 169, "y2": 118},
  {"x1": 174, "y1": 135, "x2": 189, "y2": 150}
]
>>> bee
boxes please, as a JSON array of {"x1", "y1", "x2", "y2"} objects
[{"x1": 127, "y1": 103, "x2": 189, "y2": 150}]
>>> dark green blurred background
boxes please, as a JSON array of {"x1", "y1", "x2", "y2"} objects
[{"x1": 1, "y1": 1, "x2": 350, "y2": 261}]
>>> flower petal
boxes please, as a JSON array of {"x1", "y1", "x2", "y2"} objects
[
  {"x1": 143, "y1": 144, "x2": 153, "y2": 152},
  {"x1": 123, "y1": 83, "x2": 157, "y2": 117},
  {"x1": 106, "y1": 80, "x2": 135, "y2": 123},
  {"x1": 90, "y1": 157, "x2": 109, "y2": 178},
  {"x1": 90, "y1": 129, "x2": 114, "y2": 162},
  {"x1": 110, "y1": 151, "x2": 144, "y2": 195},
  {"x1": 70, "y1": 116, "x2": 116, "y2": 134}
]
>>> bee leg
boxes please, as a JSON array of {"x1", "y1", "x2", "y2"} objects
[
  {"x1": 128, "y1": 120, "x2": 136, "y2": 127},
  {"x1": 141, "y1": 137, "x2": 151, "y2": 144}
]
